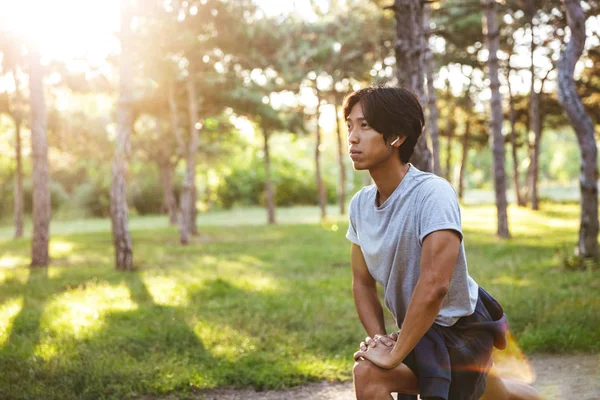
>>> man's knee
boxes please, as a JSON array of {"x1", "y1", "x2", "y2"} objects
[
  {"x1": 353, "y1": 361, "x2": 386, "y2": 398},
  {"x1": 353, "y1": 360, "x2": 371, "y2": 382}
]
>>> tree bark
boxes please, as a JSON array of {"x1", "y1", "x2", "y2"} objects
[
  {"x1": 424, "y1": 4, "x2": 442, "y2": 176},
  {"x1": 13, "y1": 118, "x2": 24, "y2": 238},
  {"x1": 263, "y1": 128, "x2": 276, "y2": 224},
  {"x1": 191, "y1": 185, "x2": 198, "y2": 235},
  {"x1": 482, "y1": 0, "x2": 510, "y2": 238},
  {"x1": 557, "y1": 0, "x2": 599, "y2": 259},
  {"x1": 315, "y1": 86, "x2": 327, "y2": 220},
  {"x1": 527, "y1": 20, "x2": 540, "y2": 210},
  {"x1": 334, "y1": 100, "x2": 346, "y2": 215},
  {"x1": 158, "y1": 161, "x2": 178, "y2": 225},
  {"x1": 507, "y1": 66, "x2": 526, "y2": 207},
  {"x1": 445, "y1": 115, "x2": 455, "y2": 183},
  {"x1": 179, "y1": 76, "x2": 200, "y2": 245},
  {"x1": 528, "y1": 68, "x2": 551, "y2": 212},
  {"x1": 111, "y1": 1, "x2": 134, "y2": 270},
  {"x1": 458, "y1": 119, "x2": 470, "y2": 202},
  {"x1": 11, "y1": 71, "x2": 24, "y2": 239},
  {"x1": 394, "y1": 0, "x2": 432, "y2": 172},
  {"x1": 28, "y1": 46, "x2": 51, "y2": 266}
]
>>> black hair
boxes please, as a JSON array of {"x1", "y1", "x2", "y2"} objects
[{"x1": 342, "y1": 86, "x2": 425, "y2": 163}]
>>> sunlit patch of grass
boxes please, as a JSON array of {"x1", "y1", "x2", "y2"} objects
[
  {"x1": 0, "y1": 255, "x2": 28, "y2": 269},
  {"x1": 193, "y1": 322, "x2": 259, "y2": 361},
  {"x1": 491, "y1": 275, "x2": 534, "y2": 287},
  {"x1": 45, "y1": 282, "x2": 138, "y2": 339},
  {"x1": 0, "y1": 298, "x2": 23, "y2": 346},
  {"x1": 143, "y1": 276, "x2": 189, "y2": 306},
  {"x1": 0, "y1": 267, "x2": 29, "y2": 286},
  {"x1": 49, "y1": 239, "x2": 74, "y2": 258},
  {"x1": 33, "y1": 338, "x2": 59, "y2": 361}
]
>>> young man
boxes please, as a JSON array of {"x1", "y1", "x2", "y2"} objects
[{"x1": 344, "y1": 86, "x2": 542, "y2": 400}]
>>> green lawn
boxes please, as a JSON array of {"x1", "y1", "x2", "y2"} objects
[{"x1": 0, "y1": 203, "x2": 597, "y2": 399}]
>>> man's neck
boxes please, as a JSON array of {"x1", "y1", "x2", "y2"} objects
[{"x1": 370, "y1": 161, "x2": 410, "y2": 206}]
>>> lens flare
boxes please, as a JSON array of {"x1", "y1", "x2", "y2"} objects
[
  {"x1": 320, "y1": 216, "x2": 339, "y2": 232},
  {"x1": 492, "y1": 330, "x2": 536, "y2": 383}
]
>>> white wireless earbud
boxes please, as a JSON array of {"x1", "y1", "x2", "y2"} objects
[{"x1": 391, "y1": 136, "x2": 400, "y2": 146}]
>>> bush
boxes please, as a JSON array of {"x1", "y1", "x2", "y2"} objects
[
  {"x1": 72, "y1": 180, "x2": 111, "y2": 218},
  {"x1": 129, "y1": 177, "x2": 165, "y2": 216},
  {"x1": 22, "y1": 178, "x2": 70, "y2": 213},
  {"x1": 217, "y1": 153, "x2": 337, "y2": 209}
]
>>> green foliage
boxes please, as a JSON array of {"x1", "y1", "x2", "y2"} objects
[
  {"x1": 21, "y1": 179, "x2": 70, "y2": 214},
  {"x1": 553, "y1": 245, "x2": 600, "y2": 272},
  {"x1": 72, "y1": 178, "x2": 111, "y2": 218},
  {"x1": 217, "y1": 152, "x2": 336, "y2": 209}
]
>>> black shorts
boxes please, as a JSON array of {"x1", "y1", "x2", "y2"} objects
[{"x1": 399, "y1": 287, "x2": 508, "y2": 400}]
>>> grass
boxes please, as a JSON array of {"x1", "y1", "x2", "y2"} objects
[{"x1": 0, "y1": 203, "x2": 598, "y2": 399}]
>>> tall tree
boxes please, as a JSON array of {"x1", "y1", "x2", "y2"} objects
[
  {"x1": 0, "y1": 32, "x2": 26, "y2": 238},
  {"x1": 179, "y1": 75, "x2": 200, "y2": 244},
  {"x1": 557, "y1": 0, "x2": 598, "y2": 259},
  {"x1": 28, "y1": 44, "x2": 51, "y2": 266},
  {"x1": 527, "y1": 67, "x2": 553, "y2": 210},
  {"x1": 9, "y1": 70, "x2": 25, "y2": 237},
  {"x1": 314, "y1": 83, "x2": 327, "y2": 221},
  {"x1": 506, "y1": 60, "x2": 526, "y2": 207},
  {"x1": 526, "y1": 4, "x2": 542, "y2": 210},
  {"x1": 334, "y1": 93, "x2": 347, "y2": 215},
  {"x1": 424, "y1": 3, "x2": 442, "y2": 176},
  {"x1": 391, "y1": 0, "x2": 432, "y2": 172},
  {"x1": 482, "y1": 0, "x2": 510, "y2": 238},
  {"x1": 111, "y1": 0, "x2": 134, "y2": 269}
]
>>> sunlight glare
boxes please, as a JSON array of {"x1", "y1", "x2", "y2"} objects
[{"x1": 0, "y1": 0, "x2": 119, "y2": 63}]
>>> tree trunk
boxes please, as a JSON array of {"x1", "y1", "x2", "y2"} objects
[
  {"x1": 13, "y1": 118, "x2": 24, "y2": 238},
  {"x1": 11, "y1": 71, "x2": 24, "y2": 239},
  {"x1": 482, "y1": 0, "x2": 510, "y2": 238},
  {"x1": 507, "y1": 67, "x2": 526, "y2": 207},
  {"x1": 557, "y1": 0, "x2": 598, "y2": 259},
  {"x1": 528, "y1": 20, "x2": 540, "y2": 210},
  {"x1": 527, "y1": 71, "x2": 553, "y2": 213},
  {"x1": 458, "y1": 119, "x2": 470, "y2": 202},
  {"x1": 263, "y1": 128, "x2": 276, "y2": 224},
  {"x1": 191, "y1": 185, "x2": 198, "y2": 235},
  {"x1": 111, "y1": 2, "x2": 134, "y2": 270},
  {"x1": 168, "y1": 78, "x2": 185, "y2": 153},
  {"x1": 424, "y1": 4, "x2": 442, "y2": 176},
  {"x1": 394, "y1": 0, "x2": 432, "y2": 172},
  {"x1": 445, "y1": 116, "x2": 455, "y2": 183},
  {"x1": 334, "y1": 100, "x2": 346, "y2": 215},
  {"x1": 28, "y1": 46, "x2": 51, "y2": 266},
  {"x1": 315, "y1": 87, "x2": 327, "y2": 220},
  {"x1": 158, "y1": 161, "x2": 178, "y2": 225},
  {"x1": 179, "y1": 76, "x2": 200, "y2": 245}
]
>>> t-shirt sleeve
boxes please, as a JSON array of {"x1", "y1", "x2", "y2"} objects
[
  {"x1": 346, "y1": 193, "x2": 360, "y2": 245},
  {"x1": 417, "y1": 178, "x2": 463, "y2": 245}
]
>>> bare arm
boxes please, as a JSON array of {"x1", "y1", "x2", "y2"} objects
[
  {"x1": 351, "y1": 243, "x2": 387, "y2": 338},
  {"x1": 354, "y1": 230, "x2": 460, "y2": 368}
]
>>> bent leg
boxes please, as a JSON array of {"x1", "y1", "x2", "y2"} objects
[
  {"x1": 480, "y1": 365, "x2": 544, "y2": 400},
  {"x1": 353, "y1": 359, "x2": 419, "y2": 400}
]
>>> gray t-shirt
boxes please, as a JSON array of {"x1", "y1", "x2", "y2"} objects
[{"x1": 346, "y1": 164, "x2": 479, "y2": 327}]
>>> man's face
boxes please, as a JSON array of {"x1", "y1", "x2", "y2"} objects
[{"x1": 347, "y1": 102, "x2": 402, "y2": 171}]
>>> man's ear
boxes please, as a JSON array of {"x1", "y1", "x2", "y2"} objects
[{"x1": 391, "y1": 135, "x2": 407, "y2": 147}]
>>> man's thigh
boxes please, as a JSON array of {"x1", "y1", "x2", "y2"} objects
[{"x1": 353, "y1": 359, "x2": 419, "y2": 396}]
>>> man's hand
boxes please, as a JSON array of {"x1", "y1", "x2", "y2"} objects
[
  {"x1": 358, "y1": 332, "x2": 398, "y2": 352},
  {"x1": 353, "y1": 341, "x2": 401, "y2": 370}
]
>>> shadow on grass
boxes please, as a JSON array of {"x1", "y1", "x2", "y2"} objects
[{"x1": 0, "y1": 266, "x2": 318, "y2": 399}]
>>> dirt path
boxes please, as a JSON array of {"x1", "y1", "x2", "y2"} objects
[{"x1": 193, "y1": 354, "x2": 599, "y2": 400}]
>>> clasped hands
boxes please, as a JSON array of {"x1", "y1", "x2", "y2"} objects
[{"x1": 353, "y1": 332, "x2": 401, "y2": 370}]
